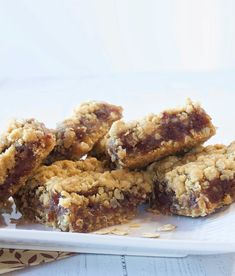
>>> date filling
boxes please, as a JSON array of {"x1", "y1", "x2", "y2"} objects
[
  {"x1": 120, "y1": 110, "x2": 210, "y2": 154},
  {"x1": 152, "y1": 178, "x2": 235, "y2": 214},
  {"x1": 46, "y1": 189, "x2": 145, "y2": 232},
  {"x1": 0, "y1": 144, "x2": 36, "y2": 199}
]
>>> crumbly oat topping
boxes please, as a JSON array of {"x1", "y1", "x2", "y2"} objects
[
  {"x1": 106, "y1": 99, "x2": 215, "y2": 169},
  {"x1": 39, "y1": 169, "x2": 152, "y2": 208},
  {"x1": 0, "y1": 119, "x2": 54, "y2": 151},
  {"x1": 149, "y1": 141, "x2": 235, "y2": 217},
  {"x1": 0, "y1": 119, "x2": 55, "y2": 203},
  {"x1": 150, "y1": 143, "x2": 235, "y2": 191},
  {"x1": 108, "y1": 99, "x2": 209, "y2": 142},
  {"x1": 0, "y1": 119, "x2": 55, "y2": 184},
  {"x1": 28, "y1": 157, "x2": 107, "y2": 188},
  {"x1": 46, "y1": 102, "x2": 122, "y2": 163}
]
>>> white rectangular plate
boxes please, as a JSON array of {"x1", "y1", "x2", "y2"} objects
[
  {"x1": 1, "y1": 85, "x2": 235, "y2": 257},
  {"x1": 0, "y1": 201, "x2": 235, "y2": 257}
]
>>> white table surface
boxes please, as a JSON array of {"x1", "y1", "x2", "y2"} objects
[{"x1": 1, "y1": 72, "x2": 235, "y2": 276}]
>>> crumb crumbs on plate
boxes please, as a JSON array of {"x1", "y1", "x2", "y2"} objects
[
  {"x1": 142, "y1": 233, "x2": 160, "y2": 238},
  {"x1": 111, "y1": 229, "x2": 129, "y2": 236},
  {"x1": 93, "y1": 229, "x2": 113, "y2": 235},
  {"x1": 158, "y1": 224, "x2": 176, "y2": 232}
]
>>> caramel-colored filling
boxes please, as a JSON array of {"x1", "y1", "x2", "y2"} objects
[
  {"x1": 52, "y1": 105, "x2": 121, "y2": 161},
  {"x1": 0, "y1": 144, "x2": 36, "y2": 199},
  {"x1": 151, "y1": 181, "x2": 175, "y2": 213},
  {"x1": 47, "y1": 190, "x2": 144, "y2": 232},
  {"x1": 120, "y1": 110, "x2": 210, "y2": 154},
  {"x1": 152, "y1": 177, "x2": 235, "y2": 214},
  {"x1": 70, "y1": 204, "x2": 136, "y2": 232},
  {"x1": 94, "y1": 106, "x2": 119, "y2": 120},
  {"x1": 204, "y1": 178, "x2": 235, "y2": 203}
]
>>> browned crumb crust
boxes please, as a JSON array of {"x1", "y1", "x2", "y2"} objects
[
  {"x1": 15, "y1": 160, "x2": 152, "y2": 232},
  {"x1": 45, "y1": 102, "x2": 123, "y2": 164},
  {"x1": 23, "y1": 157, "x2": 108, "y2": 187},
  {"x1": 0, "y1": 119, "x2": 55, "y2": 203},
  {"x1": 106, "y1": 99, "x2": 216, "y2": 169},
  {"x1": 148, "y1": 141, "x2": 235, "y2": 217}
]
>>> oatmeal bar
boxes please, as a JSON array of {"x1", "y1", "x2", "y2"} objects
[
  {"x1": 0, "y1": 119, "x2": 55, "y2": 203},
  {"x1": 45, "y1": 102, "x2": 123, "y2": 164},
  {"x1": 148, "y1": 142, "x2": 235, "y2": 217},
  {"x1": 15, "y1": 164, "x2": 152, "y2": 232},
  {"x1": 106, "y1": 99, "x2": 216, "y2": 169}
]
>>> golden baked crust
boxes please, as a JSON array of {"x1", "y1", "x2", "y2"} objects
[
  {"x1": 106, "y1": 99, "x2": 216, "y2": 169},
  {"x1": 45, "y1": 102, "x2": 123, "y2": 164},
  {"x1": 148, "y1": 141, "x2": 235, "y2": 217},
  {"x1": 15, "y1": 158, "x2": 152, "y2": 232},
  {"x1": 25, "y1": 157, "x2": 107, "y2": 188},
  {"x1": 0, "y1": 119, "x2": 55, "y2": 203}
]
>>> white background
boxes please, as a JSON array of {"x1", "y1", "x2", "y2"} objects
[{"x1": 0, "y1": 0, "x2": 235, "y2": 80}]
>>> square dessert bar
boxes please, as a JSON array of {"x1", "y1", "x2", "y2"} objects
[
  {"x1": 15, "y1": 159, "x2": 152, "y2": 232},
  {"x1": 148, "y1": 142, "x2": 235, "y2": 217},
  {"x1": 106, "y1": 99, "x2": 216, "y2": 169},
  {"x1": 45, "y1": 101, "x2": 122, "y2": 164},
  {"x1": 0, "y1": 119, "x2": 55, "y2": 203}
]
